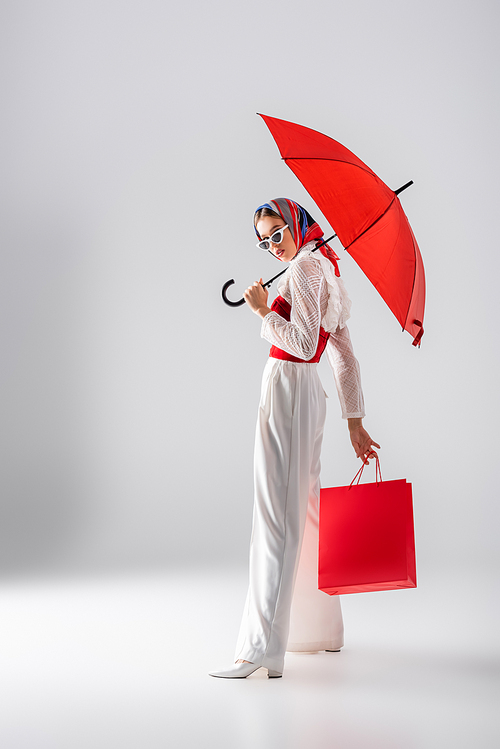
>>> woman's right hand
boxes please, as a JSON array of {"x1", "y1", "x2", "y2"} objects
[{"x1": 243, "y1": 278, "x2": 271, "y2": 318}]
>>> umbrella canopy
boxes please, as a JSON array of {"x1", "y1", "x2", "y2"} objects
[{"x1": 259, "y1": 114, "x2": 425, "y2": 346}]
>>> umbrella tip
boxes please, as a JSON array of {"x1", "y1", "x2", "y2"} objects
[{"x1": 394, "y1": 180, "x2": 414, "y2": 196}]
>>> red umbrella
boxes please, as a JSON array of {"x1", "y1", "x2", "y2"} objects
[{"x1": 257, "y1": 114, "x2": 425, "y2": 346}]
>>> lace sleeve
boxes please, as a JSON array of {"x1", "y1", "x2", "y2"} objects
[
  {"x1": 326, "y1": 324, "x2": 366, "y2": 419},
  {"x1": 261, "y1": 257, "x2": 324, "y2": 361}
]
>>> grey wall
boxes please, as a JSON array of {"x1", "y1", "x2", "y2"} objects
[{"x1": 0, "y1": 0, "x2": 498, "y2": 575}]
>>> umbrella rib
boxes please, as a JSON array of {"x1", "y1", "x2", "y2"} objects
[
  {"x1": 343, "y1": 195, "x2": 397, "y2": 251},
  {"x1": 283, "y1": 157, "x2": 380, "y2": 182},
  {"x1": 402, "y1": 228, "x2": 419, "y2": 333}
]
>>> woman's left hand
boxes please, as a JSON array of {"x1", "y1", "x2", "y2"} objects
[
  {"x1": 243, "y1": 278, "x2": 271, "y2": 318},
  {"x1": 348, "y1": 421, "x2": 381, "y2": 463}
]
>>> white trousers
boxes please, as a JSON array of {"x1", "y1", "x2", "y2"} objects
[{"x1": 235, "y1": 359, "x2": 344, "y2": 673}]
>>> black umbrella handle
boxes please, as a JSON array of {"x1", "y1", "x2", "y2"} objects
[
  {"x1": 221, "y1": 279, "x2": 246, "y2": 307},
  {"x1": 221, "y1": 233, "x2": 337, "y2": 307},
  {"x1": 221, "y1": 274, "x2": 284, "y2": 307}
]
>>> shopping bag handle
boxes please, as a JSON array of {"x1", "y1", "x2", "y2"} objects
[{"x1": 349, "y1": 452, "x2": 382, "y2": 489}]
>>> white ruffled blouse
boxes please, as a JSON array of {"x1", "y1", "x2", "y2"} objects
[{"x1": 261, "y1": 242, "x2": 365, "y2": 419}]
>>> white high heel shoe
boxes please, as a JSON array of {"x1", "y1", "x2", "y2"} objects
[{"x1": 209, "y1": 662, "x2": 282, "y2": 679}]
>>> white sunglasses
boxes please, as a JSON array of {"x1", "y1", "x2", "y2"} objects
[{"x1": 256, "y1": 224, "x2": 289, "y2": 251}]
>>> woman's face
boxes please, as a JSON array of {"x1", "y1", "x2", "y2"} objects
[{"x1": 256, "y1": 216, "x2": 297, "y2": 263}]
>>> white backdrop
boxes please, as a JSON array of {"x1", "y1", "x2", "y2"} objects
[{"x1": 0, "y1": 0, "x2": 498, "y2": 576}]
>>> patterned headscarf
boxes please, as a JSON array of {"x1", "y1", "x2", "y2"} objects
[{"x1": 254, "y1": 197, "x2": 340, "y2": 277}]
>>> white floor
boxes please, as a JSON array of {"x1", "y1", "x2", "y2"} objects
[{"x1": 0, "y1": 565, "x2": 498, "y2": 749}]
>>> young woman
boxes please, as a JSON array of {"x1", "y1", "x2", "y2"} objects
[{"x1": 210, "y1": 198, "x2": 379, "y2": 679}]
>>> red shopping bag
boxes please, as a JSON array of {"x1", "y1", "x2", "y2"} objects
[{"x1": 319, "y1": 457, "x2": 416, "y2": 595}]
